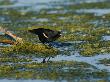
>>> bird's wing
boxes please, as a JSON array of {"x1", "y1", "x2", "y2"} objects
[
  {"x1": 43, "y1": 29, "x2": 59, "y2": 38},
  {"x1": 43, "y1": 33, "x2": 49, "y2": 38}
]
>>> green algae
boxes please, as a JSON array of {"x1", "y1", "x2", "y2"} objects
[
  {"x1": 1, "y1": 15, "x2": 110, "y2": 57},
  {"x1": 78, "y1": 41, "x2": 110, "y2": 56},
  {"x1": 0, "y1": 61, "x2": 108, "y2": 80},
  {"x1": 65, "y1": 2, "x2": 110, "y2": 9},
  {"x1": 0, "y1": 0, "x2": 110, "y2": 80},
  {"x1": 0, "y1": 57, "x2": 32, "y2": 63},
  {"x1": 0, "y1": 14, "x2": 110, "y2": 58},
  {"x1": 0, "y1": 0, "x2": 13, "y2": 5},
  {"x1": 99, "y1": 59, "x2": 110, "y2": 66},
  {"x1": 0, "y1": 42, "x2": 59, "y2": 58}
]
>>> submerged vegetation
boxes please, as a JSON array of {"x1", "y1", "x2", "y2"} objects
[
  {"x1": 0, "y1": 0, "x2": 110, "y2": 81},
  {"x1": 99, "y1": 58, "x2": 110, "y2": 66},
  {"x1": 0, "y1": 61, "x2": 109, "y2": 80},
  {"x1": 1, "y1": 42, "x2": 59, "y2": 59}
]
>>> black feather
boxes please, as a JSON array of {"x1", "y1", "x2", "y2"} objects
[{"x1": 29, "y1": 28, "x2": 61, "y2": 44}]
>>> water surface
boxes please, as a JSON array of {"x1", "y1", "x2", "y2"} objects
[{"x1": 0, "y1": 0, "x2": 110, "y2": 81}]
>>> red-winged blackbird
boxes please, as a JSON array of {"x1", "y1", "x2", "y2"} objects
[
  {"x1": 28, "y1": 28, "x2": 61, "y2": 44},
  {"x1": 29, "y1": 28, "x2": 61, "y2": 63}
]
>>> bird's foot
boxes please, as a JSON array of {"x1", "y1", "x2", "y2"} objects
[
  {"x1": 41, "y1": 57, "x2": 51, "y2": 63},
  {"x1": 42, "y1": 58, "x2": 46, "y2": 63}
]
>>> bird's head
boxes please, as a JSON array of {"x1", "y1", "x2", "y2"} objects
[
  {"x1": 28, "y1": 29, "x2": 36, "y2": 33},
  {"x1": 58, "y1": 31, "x2": 62, "y2": 36}
]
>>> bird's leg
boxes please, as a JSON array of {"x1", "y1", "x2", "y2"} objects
[
  {"x1": 47, "y1": 57, "x2": 51, "y2": 62},
  {"x1": 46, "y1": 42, "x2": 54, "y2": 48},
  {"x1": 42, "y1": 57, "x2": 51, "y2": 63},
  {"x1": 42, "y1": 58, "x2": 46, "y2": 63},
  {"x1": 48, "y1": 43, "x2": 53, "y2": 47}
]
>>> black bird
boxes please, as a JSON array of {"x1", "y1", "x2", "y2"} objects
[
  {"x1": 28, "y1": 28, "x2": 61, "y2": 44},
  {"x1": 29, "y1": 28, "x2": 61, "y2": 63}
]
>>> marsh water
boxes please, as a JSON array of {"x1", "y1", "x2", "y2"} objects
[{"x1": 0, "y1": 0, "x2": 110, "y2": 82}]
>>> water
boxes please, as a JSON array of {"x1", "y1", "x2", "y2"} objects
[
  {"x1": 76, "y1": 9, "x2": 110, "y2": 16},
  {"x1": 103, "y1": 35, "x2": 110, "y2": 41},
  {"x1": 0, "y1": 80, "x2": 54, "y2": 82},
  {"x1": 0, "y1": 43, "x2": 12, "y2": 46},
  {"x1": 0, "y1": 0, "x2": 110, "y2": 81},
  {"x1": 0, "y1": 32, "x2": 5, "y2": 35},
  {"x1": 0, "y1": 0, "x2": 61, "y2": 12},
  {"x1": 0, "y1": 79, "x2": 108, "y2": 82},
  {"x1": 15, "y1": 0, "x2": 59, "y2": 4},
  {"x1": 53, "y1": 52, "x2": 110, "y2": 72}
]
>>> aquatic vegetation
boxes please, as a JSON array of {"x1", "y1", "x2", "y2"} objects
[
  {"x1": 0, "y1": 0, "x2": 110, "y2": 81},
  {"x1": 65, "y1": 2, "x2": 110, "y2": 9},
  {"x1": 78, "y1": 41, "x2": 110, "y2": 56},
  {"x1": 99, "y1": 58, "x2": 110, "y2": 66},
  {"x1": 0, "y1": 57, "x2": 32, "y2": 63},
  {"x1": 0, "y1": 42, "x2": 59, "y2": 58},
  {"x1": 92, "y1": 70, "x2": 109, "y2": 78},
  {"x1": 0, "y1": 61, "x2": 108, "y2": 80},
  {"x1": 0, "y1": 0, "x2": 13, "y2": 5},
  {"x1": 59, "y1": 33, "x2": 101, "y2": 42}
]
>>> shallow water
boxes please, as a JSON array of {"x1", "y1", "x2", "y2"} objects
[
  {"x1": 76, "y1": 9, "x2": 110, "y2": 16},
  {"x1": 0, "y1": 80, "x2": 54, "y2": 82},
  {"x1": 53, "y1": 53, "x2": 110, "y2": 72},
  {"x1": 0, "y1": 43, "x2": 12, "y2": 46},
  {"x1": 0, "y1": 79, "x2": 109, "y2": 82},
  {"x1": 0, "y1": 0, "x2": 110, "y2": 81},
  {"x1": 103, "y1": 35, "x2": 110, "y2": 41}
]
